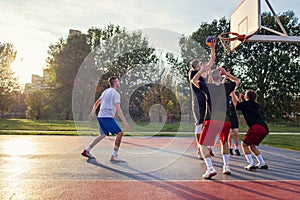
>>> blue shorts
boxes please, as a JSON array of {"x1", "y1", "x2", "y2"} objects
[{"x1": 97, "y1": 117, "x2": 122, "y2": 136}]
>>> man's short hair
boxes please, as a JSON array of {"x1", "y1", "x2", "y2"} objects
[
  {"x1": 108, "y1": 76, "x2": 118, "y2": 86},
  {"x1": 190, "y1": 59, "x2": 200, "y2": 69},
  {"x1": 211, "y1": 69, "x2": 221, "y2": 82}
]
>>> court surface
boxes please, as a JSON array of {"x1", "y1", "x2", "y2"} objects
[{"x1": 0, "y1": 135, "x2": 299, "y2": 199}]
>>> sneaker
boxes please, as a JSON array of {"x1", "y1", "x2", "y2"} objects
[
  {"x1": 222, "y1": 166, "x2": 231, "y2": 175},
  {"x1": 202, "y1": 167, "x2": 217, "y2": 179},
  {"x1": 110, "y1": 155, "x2": 126, "y2": 162},
  {"x1": 229, "y1": 148, "x2": 233, "y2": 155},
  {"x1": 235, "y1": 149, "x2": 241, "y2": 156},
  {"x1": 81, "y1": 149, "x2": 94, "y2": 159},
  {"x1": 255, "y1": 163, "x2": 269, "y2": 169},
  {"x1": 244, "y1": 164, "x2": 256, "y2": 171}
]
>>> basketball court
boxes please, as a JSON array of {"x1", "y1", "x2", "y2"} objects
[
  {"x1": 0, "y1": 135, "x2": 299, "y2": 199},
  {"x1": 1, "y1": 0, "x2": 300, "y2": 199}
]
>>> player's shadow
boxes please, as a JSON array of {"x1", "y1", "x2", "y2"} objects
[
  {"x1": 106, "y1": 137, "x2": 197, "y2": 160},
  {"x1": 87, "y1": 158, "x2": 223, "y2": 200}
]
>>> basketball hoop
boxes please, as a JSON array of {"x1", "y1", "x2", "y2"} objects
[{"x1": 218, "y1": 32, "x2": 248, "y2": 53}]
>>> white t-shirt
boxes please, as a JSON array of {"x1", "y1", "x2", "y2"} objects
[{"x1": 98, "y1": 88, "x2": 121, "y2": 118}]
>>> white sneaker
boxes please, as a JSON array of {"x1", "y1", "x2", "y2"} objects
[
  {"x1": 202, "y1": 167, "x2": 217, "y2": 179},
  {"x1": 110, "y1": 155, "x2": 126, "y2": 162},
  {"x1": 222, "y1": 166, "x2": 231, "y2": 175},
  {"x1": 255, "y1": 163, "x2": 269, "y2": 169},
  {"x1": 244, "y1": 164, "x2": 256, "y2": 171}
]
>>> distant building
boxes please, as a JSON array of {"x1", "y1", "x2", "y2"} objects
[
  {"x1": 24, "y1": 68, "x2": 51, "y2": 96},
  {"x1": 69, "y1": 29, "x2": 81, "y2": 36}
]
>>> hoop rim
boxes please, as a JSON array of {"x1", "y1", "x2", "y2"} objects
[{"x1": 218, "y1": 32, "x2": 247, "y2": 42}]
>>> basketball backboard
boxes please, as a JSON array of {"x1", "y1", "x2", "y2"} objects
[
  {"x1": 223, "y1": 0, "x2": 300, "y2": 53},
  {"x1": 230, "y1": 0, "x2": 261, "y2": 51}
]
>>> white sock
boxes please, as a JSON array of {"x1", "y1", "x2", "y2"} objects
[
  {"x1": 255, "y1": 154, "x2": 265, "y2": 165},
  {"x1": 86, "y1": 146, "x2": 91, "y2": 152},
  {"x1": 223, "y1": 154, "x2": 230, "y2": 166},
  {"x1": 204, "y1": 157, "x2": 213, "y2": 168},
  {"x1": 112, "y1": 150, "x2": 118, "y2": 157},
  {"x1": 245, "y1": 154, "x2": 254, "y2": 165}
]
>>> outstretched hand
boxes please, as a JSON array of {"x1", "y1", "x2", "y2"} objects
[{"x1": 210, "y1": 37, "x2": 217, "y2": 49}]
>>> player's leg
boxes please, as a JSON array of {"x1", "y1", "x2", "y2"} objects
[
  {"x1": 242, "y1": 127, "x2": 259, "y2": 170},
  {"x1": 81, "y1": 117, "x2": 107, "y2": 159},
  {"x1": 220, "y1": 121, "x2": 231, "y2": 175},
  {"x1": 241, "y1": 141, "x2": 256, "y2": 170},
  {"x1": 231, "y1": 113, "x2": 241, "y2": 155},
  {"x1": 232, "y1": 128, "x2": 241, "y2": 155},
  {"x1": 200, "y1": 145, "x2": 217, "y2": 179},
  {"x1": 228, "y1": 129, "x2": 234, "y2": 155},
  {"x1": 195, "y1": 124, "x2": 203, "y2": 159},
  {"x1": 199, "y1": 120, "x2": 217, "y2": 179},
  {"x1": 248, "y1": 124, "x2": 269, "y2": 169},
  {"x1": 108, "y1": 118, "x2": 125, "y2": 162}
]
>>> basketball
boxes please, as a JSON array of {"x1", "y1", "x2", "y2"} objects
[{"x1": 205, "y1": 36, "x2": 216, "y2": 47}]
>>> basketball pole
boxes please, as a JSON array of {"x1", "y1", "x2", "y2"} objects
[{"x1": 247, "y1": 0, "x2": 300, "y2": 43}]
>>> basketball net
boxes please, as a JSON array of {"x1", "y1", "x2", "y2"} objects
[{"x1": 218, "y1": 32, "x2": 248, "y2": 53}]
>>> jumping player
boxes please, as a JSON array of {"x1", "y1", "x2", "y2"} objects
[
  {"x1": 189, "y1": 39, "x2": 216, "y2": 159},
  {"x1": 232, "y1": 89, "x2": 269, "y2": 170}
]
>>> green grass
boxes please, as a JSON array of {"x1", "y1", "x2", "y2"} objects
[
  {"x1": 1, "y1": 119, "x2": 299, "y2": 132},
  {"x1": 0, "y1": 118, "x2": 299, "y2": 151},
  {"x1": 0, "y1": 119, "x2": 77, "y2": 131}
]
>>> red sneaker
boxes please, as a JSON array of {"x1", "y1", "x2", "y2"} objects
[{"x1": 81, "y1": 149, "x2": 94, "y2": 159}]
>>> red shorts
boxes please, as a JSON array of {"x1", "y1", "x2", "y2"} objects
[
  {"x1": 243, "y1": 124, "x2": 268, "y2": 145},
  {"x1": 199, "y1": 120, "x2": 231, "y2": 146}
]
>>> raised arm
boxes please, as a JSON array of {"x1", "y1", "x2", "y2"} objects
[
  {"x1": 219, "y1": 67, "x2": 240, "y2": 87},
  {"x1": 202, "y1": 42, "x2": 216, "y2": 71},
  {"x1": 190, "y1": 42, "x2": 216, "y2": 88},
  {"x1": 231, "y1": 91, "x2": 239, "y2": 107},
  {"x1": 190, "y1": 67, "x2": 208, "y2": 88}
]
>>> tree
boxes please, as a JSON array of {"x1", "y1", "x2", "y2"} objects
[
  {"x1": 0, "y1": 42, "x2": 19, "y2": 119},
  {"x1": 25, "y1": 90, "x2": 51, "y2": 119},
  {"x1": 72, "y1": 25, "x2": 159, "y2": 121},
  {"x1": 47, "y1": 33, "x2": 90, "y2": 120}
]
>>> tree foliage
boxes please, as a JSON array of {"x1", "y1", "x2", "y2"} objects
[
  {"x1": 25, "y1": 90, "x2": 50, "y2": 119},
  {"x1": 0, "y1": 43, "x2": 19, "y2": 118},
  {"x1": 47, "y1": 33, "x2": 90, "y2": 120}
]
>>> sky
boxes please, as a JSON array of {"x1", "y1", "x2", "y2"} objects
[{"x1": 1, "y1": 0, "x2": 299, "y2": 87}]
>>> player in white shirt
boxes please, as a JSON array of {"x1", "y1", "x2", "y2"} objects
[{"x1": 81, "y1": 76, "x2": 130, "y2": 162}]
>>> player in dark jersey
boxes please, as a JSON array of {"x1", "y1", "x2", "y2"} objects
[
  {"x1": 189, "y1": 40, "x2": 216, "y2": 159},
  {"x1": 199, "y1": 67, "x2": 240, "y2": 179},
  {"x1": 232, "y1": 89, "x2": 269, "y2": 170}
]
